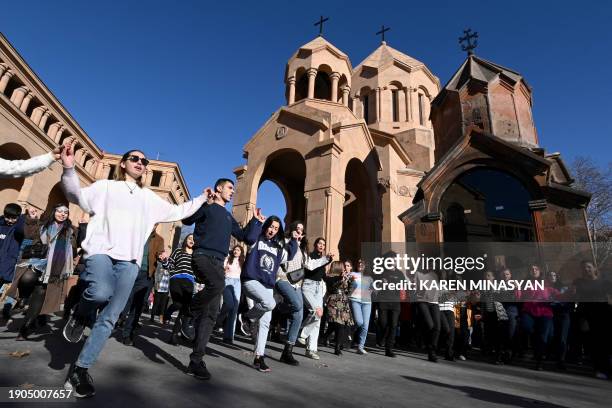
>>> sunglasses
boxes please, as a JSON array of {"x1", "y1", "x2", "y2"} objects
[{"x1": 126, "y1": 155, "x2": 150, "y2": 166}]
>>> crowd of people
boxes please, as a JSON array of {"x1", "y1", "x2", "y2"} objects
[{"x1": 0, "y1": 141, "x2": 611, "y2": 400}]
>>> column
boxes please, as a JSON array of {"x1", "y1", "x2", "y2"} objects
[
  {"x1": 404, "y1": 87, "x2": 411, "y2": 122},
  {"x1": 410, "y1": 87, "x2": 417, "y2": 125},
  {"x1": 287, "y1": 76, "x2": 296, "y2": 104},
  {"x1": 38, "y1": 109, "x2": 51, "y2": 130},
  {"x1": 54, "y1": 125, "x2": 66, "y2": 143},
  {"x1": 307, "y1": 68, "x2": 317, "y2": 99},
  {"x1": 375, "y1": 87, "x2": 381, "y2": 122},
  {"x1": 47, "y1": 122, "x2": 62, "y2": 139},
  {"x1": 20, "y1": 92, "x2": 33, "y2": 113},
  {"x1": 144, "y1": 170, "x2": 153, "y2": 186},
  {"x1": 330, "y1": 72, "x2": 340, "y2": 102},
  {"x1": 0, "y1": 68, "x2": 12, "y2": 93},
  {"x1": 342, "y1": 85, "x2": 350, "y2": 106},
  {"x1": 10, "y1": 86, "x2": 28, "y2": 107},
  {"x1": 31, "y1": 106, "x2": 46, "y2": 124}
]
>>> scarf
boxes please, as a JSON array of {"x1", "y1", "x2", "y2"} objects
[{"x1": 47, "y1": 222, "x2": 69, "y2": 283}]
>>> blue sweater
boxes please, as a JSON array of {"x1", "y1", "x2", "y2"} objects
[
  {"x1": 183, "y1": 202, "x2": 261, "y2": 260},
  {"x1": 0, "y1": 215, "x2": 25, "y2": 282},
  {"x1": 243, "y1": 229, "x2": 298, "y2": 289}
]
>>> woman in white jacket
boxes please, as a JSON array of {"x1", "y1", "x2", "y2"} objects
[
  {"x1": 0, "y1": 147, "x2": 61, "y2": 178},
  {"x1": 59, "y1": 141, "x2": 208, "y2": 398}
]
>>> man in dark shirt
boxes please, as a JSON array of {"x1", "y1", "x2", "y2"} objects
[{"x1": 182, "y1": 178, "x2": 264, "y2": 380}]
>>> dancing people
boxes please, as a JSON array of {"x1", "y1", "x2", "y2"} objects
[
  {"x1": 215, "y1": 245, "x2": 245, "y2": 344},
  {"x1": 60, "y1": 143, "x2": 207, "y2": 398}
]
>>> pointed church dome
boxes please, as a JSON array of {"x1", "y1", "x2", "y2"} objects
[
  {"x1": 441, "y1": 54, "x2": 530, "y2": 96},
  {"x1": 356, "y1": 41, "x2": 425, "y2": 72}
]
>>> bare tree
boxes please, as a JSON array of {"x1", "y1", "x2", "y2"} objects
[{"x1": 570, "y1": 156, "x2": 612, "y2": 267}]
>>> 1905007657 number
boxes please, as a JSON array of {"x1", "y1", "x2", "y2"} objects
[{"x1": 8, "y1": 388, "x2": 73, "y2": 399}]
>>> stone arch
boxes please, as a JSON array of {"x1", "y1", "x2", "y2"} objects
[
  {"x1": 436, "y1": 164, "x2": 538, "y2": 242},
  {"x1": 388, "y1": 81, "x2": 404, "y2": 122},
  {"x1": 0, "y1": 142, "x2": 31, "y2": 208},
  {"x1": 358, "y1": 86, "x2": 374, "y2": 124},
  {"x1": 256, "y1": 149, "x2": 307, "y2": 227},
  {"x1": 42, "y1": 182, "x2": 69, "y2": 221},
  {"x1": 294, "y1": 67, "x2": 308, "y2": 103},
  {"x1": 314, "y1": 64, "x2": 332, "y2": 100}
]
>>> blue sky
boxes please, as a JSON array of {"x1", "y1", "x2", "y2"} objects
[{"x1": 3, "y1": 0, "x2": 611, "y2": 221}]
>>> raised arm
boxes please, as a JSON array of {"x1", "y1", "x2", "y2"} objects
[
  {"x1": 149, "y1": 190, "x2": 207, "y2": 224},
  {"x1": 0, "y1": 152, "x2": 55, "y2": 179},
  {"x1": 231, "y1": 216, "x2": 262, "y2": 245},
  {"x1": 305, "y1": 254, "x2": 333, "y2": 271}
]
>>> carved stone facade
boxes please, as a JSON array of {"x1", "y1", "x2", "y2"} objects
[{"x1": 232, "y1": 36, "x2": 439, "y2": 261}]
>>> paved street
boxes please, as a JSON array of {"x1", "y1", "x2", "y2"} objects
[{"x1": 0, "y1": 315, "x2": 610, "y2": 408}]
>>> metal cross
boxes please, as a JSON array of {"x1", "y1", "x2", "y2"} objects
[
  {"x1": 459, "y1": 28, "x2": 479, "y2": 55},
  {"x1": 314, "y1": 16, "x2": 329, "y2": 36},
  {"x1": 376, "y1": 25, "x2": 390, "y2": 42}
]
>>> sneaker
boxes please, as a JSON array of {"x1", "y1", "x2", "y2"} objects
[
  {"x1": 297, "y1": 336, "x2": 307, "y2": 346},
  {"x1": 222, "y1": 338, "x2": 234, "y2": 346},
  {"x1": 242, "y1": 317, "x2": 253, "y2": 337},
  {"x1": 168, "y1": 333, "x2": 180, "y2": 345},
  {"x1": 305, "y1": 350, "x2": 320, "y2": 360},
  {"x1": 237, "y1": 319, "x2": 249, "y2": 336},
  {"x1": 385, "y1": 350, "x2": 397, "y2": 358},
  {"x1": 122, "y1": 335, "x2": 134, "y2": 347},
  {"x1": 63, "y1": 315, "x2": 85, "y2": 343},
  {"x1": 180, "y1": 317, "x2": 195, "y2": 342},
  {"x1": 357, "y1": 347, "x2": 368, "y2": 355},
  {"x1": 64, "y1": 365, "x2": 95, "y2": 398},
  {"x1": 427, "y1": 352, "x2": 438, "y2": 363},
  {"x1": 186, "y1": 361, "x2": 211, "y2": 380},
  {"x1": 458, "y1": 355, "x2": 466, "y2": 361},
  {"x1": 253, "y1": 356, "x2": 271, "y2": 372}
]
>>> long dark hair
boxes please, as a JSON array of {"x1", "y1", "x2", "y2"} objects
[
  {"x1": 228, "y1": 245, "x2": 245, "y2": 266},
  {"x1": 261, "y1": 215, "x2": 285, "y2": 247},
  {"x1": 285, "y1": 220, "x2": 308, "y2": 252},
  {"x1": 311, "y1": 237, "x2": 326, "y2": 257},
  {"x1": 114, "y1": 149, "x2": 146, "y2": 187},
  {"x1": 43, "y1": 203, "x2": 72, "y2": 238},
  {"x1": 181, "y1": 233, "x2": 194, "y2": 250}
]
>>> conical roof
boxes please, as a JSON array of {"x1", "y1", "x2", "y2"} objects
[
  {"x1": 444, "y1": 54, "x2": 529, "y2": 92},
  {"x1": 355, "y1": 41, "x2": 425, "y2": 71}
]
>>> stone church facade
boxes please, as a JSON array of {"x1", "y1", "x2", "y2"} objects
[
  {"x1": 232, "y1": 35, "x2": 591, "y2": 267},
  {"x1": 0, "y1": 34, "x2": 190, "y2": 250}
]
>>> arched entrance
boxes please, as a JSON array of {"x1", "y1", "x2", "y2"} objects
[
  {"x1": 0, "y1": 143, "x2": 31, "y2": 208},
  {"x1": 258, "y1": 150, "x2": 306, "y2": 228},
  {"x1": 339, "y1": 158, "x2": 375, "y2": 262},
  {"x1": 42, "y1": 183, "x2": 69, "y2": 220},
  {"x1": 441, "y1": 168, "x2": 535, "y2": 243}
]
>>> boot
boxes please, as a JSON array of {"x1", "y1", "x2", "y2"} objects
[{"x1": 280, "y1": 343, "x2": 299, "y2": 366}]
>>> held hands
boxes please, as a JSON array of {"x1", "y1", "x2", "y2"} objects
[
  {"x1": 158, "y1": 251, "x2": 169, "y2": 262},
  {"x1": 326, "y1": 253, "x2": 335, "y2": 261},
  {"x1": 60, "y1": 138, "x2": 77, "y2": 168},
  {"x1": 51, "y1": 145, "x2": 64, "y2": 161},
  {"x1": 203, "y1": 187, "x2": 216, "y2": 203}
]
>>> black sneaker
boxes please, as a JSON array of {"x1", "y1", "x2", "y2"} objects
[
  {"x1": 63, "y1": 315, "x2": 85, "y2": 343},
  {"x1": 253, "y1": 356, "x2": 271, "y2": 372},
  {"x1": 186, "y1": 361, "x2": 211, "y2": 380},
  {"x1": 181, "y1": 317, "x2": 195, "y2": 342},
  {"x1": 64, "y1": 365, "x2": 95, "y2": 398},
  {"x1": 385, "y1": 350, "x2": 396, "y2": 358},
  {"x1": 122, "y1": 335, "x2": 134, "y2": 347}
]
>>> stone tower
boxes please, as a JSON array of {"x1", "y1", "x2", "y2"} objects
[{"x1": 232, "y1": 36, "x2": 439, "y2": 260}]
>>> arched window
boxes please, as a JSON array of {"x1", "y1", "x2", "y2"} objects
[
  {"x1": 314, "y1": 71, "x2": 331, "y2": 100},
  {"x1": 441, "y1": 168, "x2": 534, "y2": 242},
  {"x1": 418, "y1": 93, "x2": 425, "y2": 126},
  {"x1": 294, "y1": 68, "x2": 308, "y2": 102}
]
